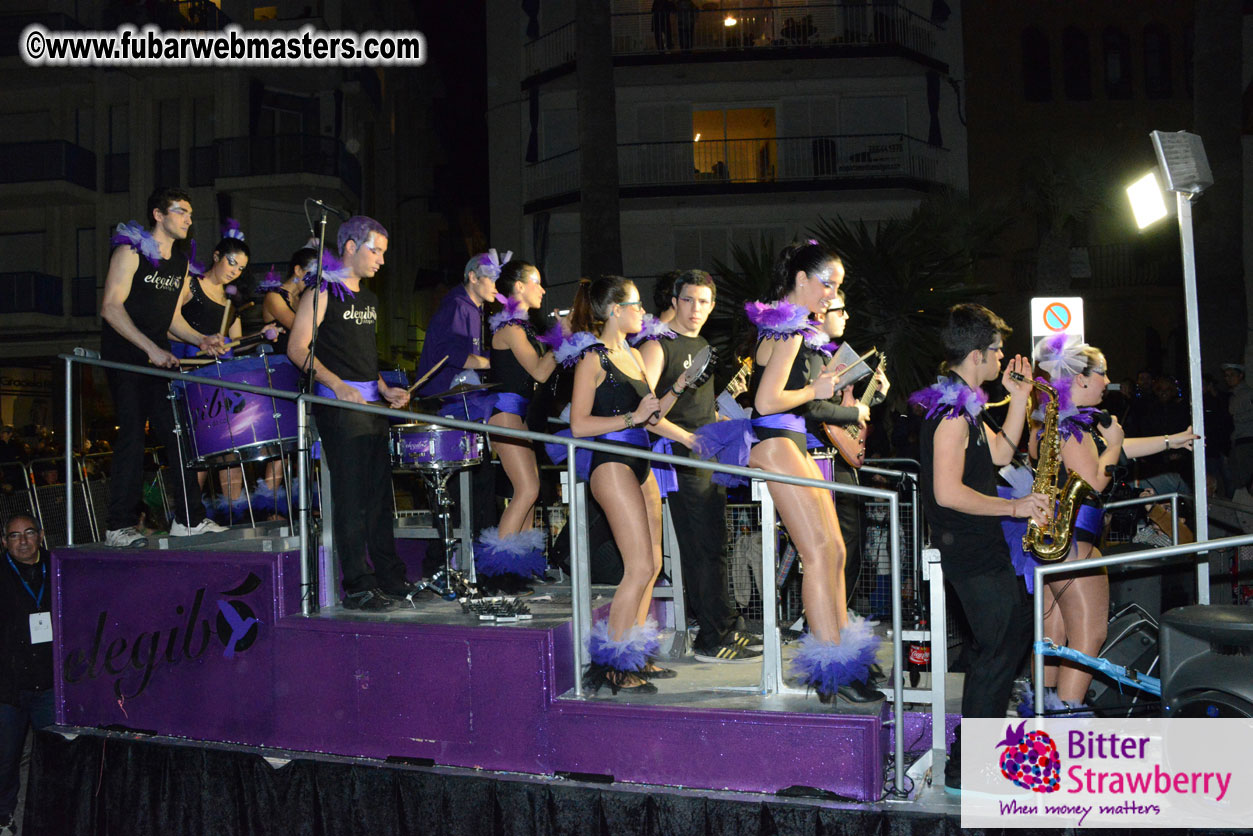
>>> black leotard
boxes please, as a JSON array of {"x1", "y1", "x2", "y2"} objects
[
  {"x1": 589, "y1": 349, "x2": 652, "y2": 484},
  {"x1": 747, "y1": 337, "x2": 822, "y2": 455}
]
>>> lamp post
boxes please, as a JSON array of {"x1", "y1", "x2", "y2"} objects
[{"x1": 1125, "y1": 130, "x2": 1213, "y2": 603}]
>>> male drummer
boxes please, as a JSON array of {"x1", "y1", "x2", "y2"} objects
[
  {"x1": 414, "y1": 250, "x2": 501, "y2": 398},
  {"x1": 99, "y1": 187, "x2": 228, "y2": 548},
  {"x1": 639, "y1": 270, "x2": 759, "y2": 663},
  {"x1": 413, "y1": 250, "x2": 507, "y2": 551},
  {"x1": 288, "y1": 215, "x2": 420, "y2": 611}
]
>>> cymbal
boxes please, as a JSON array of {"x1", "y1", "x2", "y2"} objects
[{"x1": 422, "y1": 382, "x2": 498, "y2": 400}]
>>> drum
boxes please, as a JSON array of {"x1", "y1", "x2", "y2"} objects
[
  {"x1": 179, "y1": 355, "x2": 299, "y2": 467},
  {"x1": 390, "y1": 423, "x2": 482, "y2": 470}
]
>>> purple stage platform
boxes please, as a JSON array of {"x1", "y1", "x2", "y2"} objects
[{"x1": 49, "y1": 540, "x2": 918, "y2": 802}]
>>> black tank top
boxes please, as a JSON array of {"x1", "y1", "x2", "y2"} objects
[
  {"x1": 746, "y1": 338, "x2": 821, "y2": 415},
  {"x1": 101, "y1": 246, "x2": 189, "y2": 365},
  {"x1": 491, "y1": 325, "x2": 542, "y2": 399},
  {"x1": 592, "y1": 350, "x2": 650, "y2": 418},
  {"x1": 655, "y1": 333, "x2": 714, "y2": 431},
  {"x1": 314, "y1": 286, "x2": 379, "y2": 382},
  {"x1": 180, "y1": 276, "x2": 230, "y2": 337},
  {"x1": 920, "y1": 401, "x2": 1008, "y2": 577}
]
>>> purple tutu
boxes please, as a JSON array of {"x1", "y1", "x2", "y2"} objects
[{"x1": 691, "y1": 418, "x2": 756, "y2": 487}]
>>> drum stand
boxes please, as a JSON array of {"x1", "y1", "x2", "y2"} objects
[{"x1": 421, "y1": 465, "x2": 478, "y2": 601}]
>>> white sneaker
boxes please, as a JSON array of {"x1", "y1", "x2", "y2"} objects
[
  {"x1": 170, "y1": 519, "x2": 229, "y2": 537},
  {"x1": 105, "y1": 526, "x2": 148, "y2": 548}
]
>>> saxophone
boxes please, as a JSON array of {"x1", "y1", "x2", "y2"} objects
[{"x1": 1010, "y1": 372, "x2": 1094, "y2": 562}]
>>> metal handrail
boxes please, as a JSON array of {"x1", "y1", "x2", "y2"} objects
[
  {"x1": 61, "y1": 350, "x2": 911, "y2": 798},
  {"x1": 1030, "y1": 491, "x2": 1209, "y2": 717}
]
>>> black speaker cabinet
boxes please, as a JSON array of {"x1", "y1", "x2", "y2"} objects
[
  {"x1": 1160, "y1": 605, "x2": 1253, "y2": 718},
  {"x1": 1089, "y1": 603, "x2": 1159, "y2": 716}
]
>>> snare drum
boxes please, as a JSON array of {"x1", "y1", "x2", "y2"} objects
[
  {"x1": 390, "y1": 423, "x2": 482, "y2": 470},
  {"x1": 179, "y1": 355, "x2": 299, "y2": 467}
]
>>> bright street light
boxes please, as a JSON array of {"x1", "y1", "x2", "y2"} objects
[{"x1": 1126, "y1": 171, "x2": 1168, "y2": 230}]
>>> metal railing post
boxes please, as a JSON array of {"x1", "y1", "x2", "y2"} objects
[
  {"x1": 297, "y1": 396, "x2": 314, "y2": 615},
  {"x1": 888, "y1": 491, "x2": 904, "y2": 796},
  {"x1": 567, "y1": 452, "x2": 588, "y2": 696},
  {"x1": 62, "y1": 355, "x2": 75, "y2": 546}
]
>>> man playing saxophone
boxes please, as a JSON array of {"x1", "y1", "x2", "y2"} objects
[{"x1": 910, "y1": 304, "x2": 1050, "y2": 795}]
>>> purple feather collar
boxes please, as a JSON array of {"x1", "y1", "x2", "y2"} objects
[
  {"x1": 554, "y1": 331, "x2": 604, "y2": 368},
  {"x1": 629, "y1": 313, "x2": 676, "y2": 347},
  {"x1": 489, "y1": 293, "x2": 531, "y2": 334},
  {"x1": 1030, "y1": 376, "x2": 1102, "y2": 442},
  {"x1": 908, "y1": 376, "x2": 989, "y2": 425},
  {"x1": 110, "y1": 221, "x2": 164, "y2": 268},
  {"x1": 744, "y1": 300, "x2": 816, "y2": 340}
]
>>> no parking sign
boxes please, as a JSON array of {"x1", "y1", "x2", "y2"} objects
[{"x1": 1030, "y1": 296, "x2": 1084, "y2": 348}]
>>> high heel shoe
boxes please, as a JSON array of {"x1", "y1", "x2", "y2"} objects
[
  {"x1": 837, "y1": 678, "x2": 883, "y2": 703},
  {"x1": 641, "y1": 661, "x2": 677, "y2": 680},
  {"x1": 582, "y1": 663, "x2": 659, "y2": 695}
]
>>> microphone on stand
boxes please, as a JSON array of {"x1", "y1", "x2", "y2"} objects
[{"x1": 309, "y1": 198, "x2": 350, "y2": 220}]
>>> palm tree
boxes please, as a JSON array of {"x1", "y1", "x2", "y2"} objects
[
  {"x1": 1017, "y1": 146, "x2": 1110, "y2": 294},
  {"x1": 810, "y1": 197, "x2": 1008, "y2": 406}
]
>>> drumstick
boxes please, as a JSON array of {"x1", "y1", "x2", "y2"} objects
[
  {"x1": 219, "y1": 299, "x2": 232, "y2": 337},
  {"x1": 193, "y1": 322, "x2": 277, "y2": 356},
  {"x1": 406, "y1": 356, "x2": 448, "y2": 394}
]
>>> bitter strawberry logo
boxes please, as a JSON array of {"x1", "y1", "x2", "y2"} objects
[{"x1": 997, "y1": 721, "x2": 1061, "y2": 793}]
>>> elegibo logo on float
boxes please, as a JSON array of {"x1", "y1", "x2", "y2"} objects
[{"x1": 960, "y1": 718, "x2": 1249, "y2": 829}]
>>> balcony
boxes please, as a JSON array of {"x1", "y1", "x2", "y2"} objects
[
  {"x1": 104, "y1": 0, "x2": 230, "y2": 30},
  {"x1": 191, "y1": 134, "x2": 362, "y2": 197},
  {"x1": 0, "y1": 141, "x2": 96, "y2": 200},
  {"x1": 523, "y1": 2, "x2": 945, "y2": 83},
  {"x1": 0, "y1": 272, "x2": 63, "y2": 317},
  {"x1": 524, "y1": 133, "x2": 945, "y2": 209},
  {"x1": 1011, "y1": 242, "x2": 1183, "y2": 290}
]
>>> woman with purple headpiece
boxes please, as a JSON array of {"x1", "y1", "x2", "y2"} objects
[
  {"x1": 262, "y1": 245, "x2": 316, "y2": 359},
  {"x1": 474, "y1": 260, "x2": 560, "y2": 594},
  {"x1": 736, "y1": 241, "x2": 881, "y2": 705},
  {"x1": 567, "y1": 276, "x2": 701, "y2": 695},
  {"x1": 170, "y1": 220, "x2": 250, "y2": 360},
  {"x1": 1015, "y1": 334, "x2": 1197, "y2": 716}
]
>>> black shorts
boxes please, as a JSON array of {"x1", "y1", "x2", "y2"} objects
[
  {"x1": 753, "y1": 425, "x2": 808, "y2": 456},
  {"x1": 590, "y1": 445, "x2": 650, "y2": 485}
]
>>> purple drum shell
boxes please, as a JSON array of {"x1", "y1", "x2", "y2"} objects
[
  {"x1": 181, "y1": 356, "x2": 299, "y2": 464},
  {"x1": 391, "y1": 424, "x2": 482, "y2": 469}
]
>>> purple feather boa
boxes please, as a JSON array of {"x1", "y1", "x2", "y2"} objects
[
  {"x1": 554, "y1": 331, "x2": 603, "y2": 368},
  {"x1": 628, "y1": 314, "x2": 676, "y2": 347},
  {"x1": 586, "y1": 618, "x2": 660, "y2": 673},
  {"x1": 309, "y1": 251, "x2": 355, "y2": 301},
  {"x1": 908, "y1": 377, "x2": 989, "y2": 426},
  {"x1": 789, "y1": 618, "x2": 881, "y2": 694},
  {"x1": 744, "y1": 300, "x2": 816, "y2": 340},
  {"x1": 474, "y1": 527, "x2": 547, "y2": 578},
  {"x1": 187, "y1": 239, "x2": 206, "y2": 278},
  {"x1": 222, "y1": 218, "x2": 244, "y2": 240},
  {"x1": 489, "y1": 293, "x2": 532, "y2": 334},
  {"x1": 110, "y1": 221, "x2": 164, "y2": 267},
  {"x1": 1030, "y1": 378, "x2": 1101, "y2": 442},
  {"x1": 535, "y1": 321, "x2": 566, "y2": 352}
]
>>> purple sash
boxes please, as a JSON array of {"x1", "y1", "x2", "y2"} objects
[
  {"x1": 752, "y1": 413, "x2": 806, "y2": 434},
  {"x1": 650, "y1": 437, "x2": 678, "y2": 497},
  {"x1": 546, "y1": 426, "x2": 649, "y2": 481},
  {"x1": 315, "y1": 379, "x2": 380, "y2": 403},
  {"x1": 493, "y1": 392, "x2": 530, "y2": 417}
]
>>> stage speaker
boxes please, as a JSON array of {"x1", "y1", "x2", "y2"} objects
[
  {"x1": 1088, "y1": 603, "x2": 1159, "y2": 716},
  {"x1": 1160, "y1": 605, "x2": 1253, "y2": 718}
]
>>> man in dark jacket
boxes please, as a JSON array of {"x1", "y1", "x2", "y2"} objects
[{"x1": 0, "y1": 513, "x2": 53, "y2": 835}]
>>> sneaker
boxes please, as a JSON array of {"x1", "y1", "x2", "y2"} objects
[
  {"x1": 694, "y1": 641, "x2": 763, "y2": 663},
  {"x1": 170, "y1": 518, "x2": 228, "y2": 537},
  {"x1": 731, "y1": 630, "x2": 764, "y2": 650},
  {"x1": 105, "y1": 526, "x2": 148, "y2": 548},
  {"x1": 342, "y1": 588, "x2": 396, "y2": 612}
]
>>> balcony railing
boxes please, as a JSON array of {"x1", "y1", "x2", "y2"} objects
[
  {"x1": 194, "y1": 135, "x2": 362, "y2": 196},
  {"x1": 1012, "y1": 242, "x2": 1183, "y2": 290},
  {"x1": 525, "y1": 134, "x2": 943, "y2": 204},
  {"x1": 0, "y1": 141, "x2": 96, "y2": 191},
  {"x1": 524, "y1": 2, "x2": 943, "y2": 80},
  {"x1": 0, "y1": 272, "x2": 63, "y2": 317}
]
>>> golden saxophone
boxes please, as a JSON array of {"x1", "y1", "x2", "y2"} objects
[{"x1": 1009, "y1": 371, "x2": 1094, "y2": 562}]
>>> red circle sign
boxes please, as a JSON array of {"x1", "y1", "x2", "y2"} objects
[{"x1": 1043, "y1": 303, "x2": 1071, "y2": 332}]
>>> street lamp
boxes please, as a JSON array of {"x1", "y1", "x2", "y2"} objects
[{"x1": 1126, "y1": 129, "x2": 1214, "y2": 602}]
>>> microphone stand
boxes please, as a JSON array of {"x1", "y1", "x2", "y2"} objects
[{"x1": 302, "y1": 201, "x2": 331, "y2": 395}]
